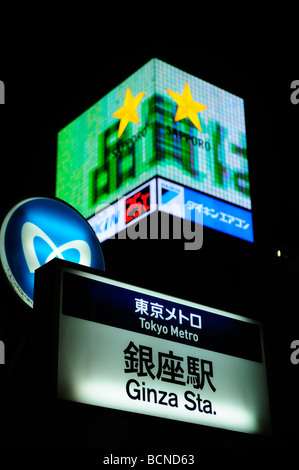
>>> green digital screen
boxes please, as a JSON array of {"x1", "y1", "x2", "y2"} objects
[{"x1": 56, "y1": 59, "x2": 251, "y2": 219}]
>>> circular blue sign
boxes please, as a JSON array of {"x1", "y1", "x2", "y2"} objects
[{"x1": 0, "y1": 197, "x2": 105, "y2": 307}]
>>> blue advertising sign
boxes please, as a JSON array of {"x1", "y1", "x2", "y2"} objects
[
  {"x1": 158, "y1": 178, "x2": 254, "y2": 242},
  {"x1": 0, "y1": 198, "x2": 105, "y2": 307},
  {"x1": 184, "y1": 187, "x2": 254, "y2": 242}
]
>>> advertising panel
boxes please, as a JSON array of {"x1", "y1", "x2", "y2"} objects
[
  {"x1": 53, "y1": 264, "x2": 270, "y2": 435},
  {"x1": 88, "y1": 179, "x2": 156, "y2": 242},
  {"x1": 157, "y1": 178, "x2": 253, "y2": 242},
  {"x1": 88, "y1": 177, "x2": 253, "y2": 243}
]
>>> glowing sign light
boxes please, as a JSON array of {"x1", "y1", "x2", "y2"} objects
[
  {"x1": 0, "y1": 198, "x2": 105, "y2": 307},
  {"x1": 88, "y1": 177, "x2": 253, "y2": 244},
  {"x1": 56, "y1": 59, "x2": 252, "y2": 233},
  {"x1": 88, "y1": 179, "x2": 157, "y2": 242},
  {"x1": 36, "y1": 261, "x2": 271, "y2": 435},
  {"x1": 157, "y1": 178, "x2": 253, "y2": 242}
]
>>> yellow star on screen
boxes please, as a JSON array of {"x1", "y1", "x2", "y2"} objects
[
  {"x1": 113, "y1": 87, "x2": 146, "y2": 138},
  {"x1": 166, "y1": 82, "x2": 208, "y2": 132}
]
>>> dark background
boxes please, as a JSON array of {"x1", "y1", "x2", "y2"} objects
[{"x1": 0, "y1": 45, "x2": 298, "y2": 457}]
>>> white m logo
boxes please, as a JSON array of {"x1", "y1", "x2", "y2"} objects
[{"x1": 21, "y1": 222, "x2": 91, "y2": 273}]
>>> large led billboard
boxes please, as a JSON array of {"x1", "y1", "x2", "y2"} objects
[{"x1": 56, "y1": 59, "x2": 252, "y2": 240}]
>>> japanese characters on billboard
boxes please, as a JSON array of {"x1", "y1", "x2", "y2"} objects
[
  {"x1": 88, "y1": 177, "x2": 253, "y2": 244},
  {"x1": 157, "y1": 178, "x2": 253, "y2": 242},
  {"x1": 56, "y1": 58, "x2": 253, "y2": 242},
  {"x1": 46, "y1": 262, "x2": 270, "y2": 435}
]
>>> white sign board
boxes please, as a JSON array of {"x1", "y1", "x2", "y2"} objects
[{"x1": 56, "y1": 265, "x2": 271, "y2": 435}]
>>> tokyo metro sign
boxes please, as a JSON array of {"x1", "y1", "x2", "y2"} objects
[{"x1": 0, "y1": 197, "x2": 105, "y2": 307}]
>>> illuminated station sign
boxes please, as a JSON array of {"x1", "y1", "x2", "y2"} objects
[
  {"x1": 56, "y1": 59, "x2": 253, "y2": 242},
  {"x1": 35, "y1": 260, "x2": 270, "y2": 435}
]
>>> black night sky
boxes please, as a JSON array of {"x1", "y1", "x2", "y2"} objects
[{"x1": 0, "y1": 45, "x2": 298, "y2": 457}]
